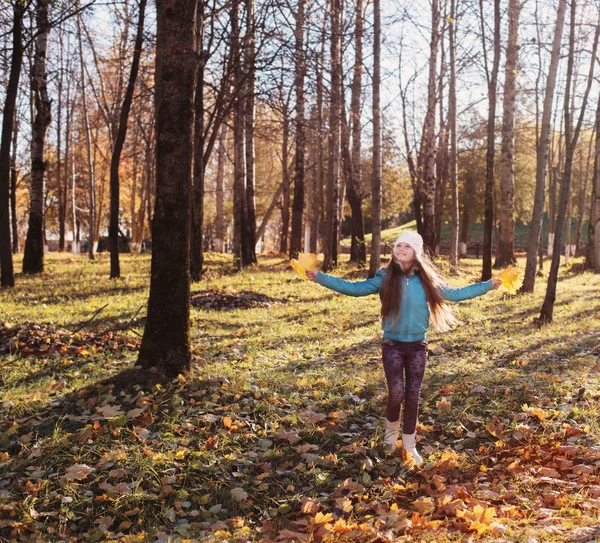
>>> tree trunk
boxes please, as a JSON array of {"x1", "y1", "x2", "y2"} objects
[
  {"x1": 280, "y1": 116, "x2": 291, "y2": 253},
  {"x1": 481, "y1": 0, "x2": 501, "y2": 281},
  {"x1": 312, "y1": 11, "x2": 327, "y2": 254},
  {"x1": 448, "y1": 0, "x2": 459, "y2": 273},
  {"x1": 421, "y1": 0, "x2": 440, "y2": 252},
  {"x1": 10, "y1": 121, "x2": 19, "y2": 254},
  {"x1": 348, "y1": 0, "x2": 365, "y2": 264},
  {"x1": 495, "y1": 0, "x2": 521, "y2": 268},
  {"x1": 214, "y1": 122, "x2": 228, "y2": 252},
  {"x1": 574, "y1": 131, "x2": 593, "y2": 256},
  {"x1": 289, "y1": 0, "x2": 306, "y2": 259},
  {"x1": 434, "y1": 28, "x2": 447, "y2": 257},
  {"x1": 538, "y1": 0, "x2": 598, "y2": 323},
  {"x1": 243, "y1": 0, "x2": 257, "y2": 264},
  {"x1": 137, "y1": 0, "x2": 198, "y2": 377},
  {"x1": 191, "y1": 0, "x2": 205, "y2": 281},
  {"x1": 232, "y1": 0, "x2": 247, "y2": 270},
  {"x1": 324, "y1": 0, "x2": 342, "y2": 272},
  {"x1": 0, "y1": 4, "x2": 24, "y2": 287},
  {"x1": 109, "y1": 0, "x2": 147, "y2": 278},
  {"x1": 23, "y1": 0, "x2": 52, "y2": 275},
  {"x1": 587, "y1": 96, "x2": 600, "y2": 270},
  {"x1": 57, "y1": 30, "x2": 65, "y2": 252},
  {"x1": 77, "y1": 14, "x2": 96, "y2": 260},
  {"x1": 521, "y1": 0, "x2": 567, "y2": 292},
  {"x1": 368, "y1": 0, "x2": 381, "y2": 277}
]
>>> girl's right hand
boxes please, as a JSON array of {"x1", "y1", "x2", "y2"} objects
[{"x1": 306, "y1": 270, "x2": 318, "y2": 281}]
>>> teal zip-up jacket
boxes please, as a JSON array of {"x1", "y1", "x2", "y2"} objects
[{"x1": 315, "y1": 269, "x2": 494, "y2": 342}]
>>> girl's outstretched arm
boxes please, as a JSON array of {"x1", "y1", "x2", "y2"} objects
[
  {"x1": 441, "y1": 278, "x2": 501, "y2": 302},
  {"x1": 306, "y1": 270, "x2": 384, "y2": 297}
]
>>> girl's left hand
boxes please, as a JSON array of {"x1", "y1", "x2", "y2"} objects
[{"x1": 491, "y1": 278, "x2": 502, "y2": 290}]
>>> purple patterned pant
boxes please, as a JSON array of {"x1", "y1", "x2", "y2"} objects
[{"x1": 381, "y1": 339, "x2": 428, "y2": 434}]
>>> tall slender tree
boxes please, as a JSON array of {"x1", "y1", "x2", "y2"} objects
[
  {"x1": 495, "y1": 0, "x2": 522, "y2": 268},
  {"x1": 289, "y1": 0, "x2": 306, "y2": 259},
  {"x1": 448, "y1": 0, "x2": 459, "y2": 273},
  {"x1": 421, "y1": 0, "x2": 440, "y2": 252},
  {"x1": 109, "y1": 0, "x2": 147, "y2": 278},
  {"x1": 521, "y1": 0, "x2": 567, "y2": 292},
  {"x1": 137, "y1": 0, "x2": 199, "y2": 376},
  {"x1": 538, "y1": 0, "x2": 599, "y2": 324},
  {"x1": 480, "y1": 0, "x2": 501, "y2": 281},
  {"x1": 0, "y1": 2, "x2": 25, "y2": 287},
  {"x1": 368, "y1": 0, "x2": 381, "y2": 277},
  {"x1": 587, "y1": 98, "x2": 600, "y2": 270},
  {"x1": 323, "y1": 0, "x2": 342, "y2": 271}
]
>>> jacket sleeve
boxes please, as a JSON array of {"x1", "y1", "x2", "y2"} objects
[
  {"x1": 314, "y1": 269, "x2": 384, "y2": 297},
  {"x1": 440, "y1": 279, "x2": 494, "y2": 302}
]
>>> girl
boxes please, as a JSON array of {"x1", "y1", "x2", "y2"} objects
[{"x1": 306, "y1": 231, "x2": 500, "y2": 465}]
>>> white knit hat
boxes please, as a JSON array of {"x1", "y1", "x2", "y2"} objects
[{"x1": 394, "y1": 231, "x2": 423, "y2": 259}]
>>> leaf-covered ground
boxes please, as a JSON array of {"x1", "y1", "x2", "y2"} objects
[{"x1": 0, "y1": 252, "x2": 599, "y2": 542}]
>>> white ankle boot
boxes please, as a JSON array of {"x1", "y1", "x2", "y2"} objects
[
  {"x1": 402, "y1": 432, "x2": 423, "y2": 465},
  {"x1": 383, "y1": 419, "x2": 400, "y2": 451}
]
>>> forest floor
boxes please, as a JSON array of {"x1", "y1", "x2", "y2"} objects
[{"x1": 0, "y1": 252, "x2": 599, "y2": 542}]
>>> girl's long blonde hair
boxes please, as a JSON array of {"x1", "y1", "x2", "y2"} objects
[{"x1": 380, "y1": 251, "x2": 458, "y2": 331}]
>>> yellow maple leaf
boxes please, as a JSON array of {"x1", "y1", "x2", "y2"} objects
[
  {"x1": 498, "y1": 266, "x2": 520, "y2": 294},
  {"x1": 290, "y1": 252, "x2": 318, "y2": 280}
]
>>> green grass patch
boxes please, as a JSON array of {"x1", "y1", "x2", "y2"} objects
[{"x1": 0, "y1": 252, "x2": 599, "y2": 541}]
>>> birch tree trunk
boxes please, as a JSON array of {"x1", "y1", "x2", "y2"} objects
[
  {"x1": 495, "y1": 0, "x2": 521, "y2": 268},
  {"x1": 23, "y1": 0, "x2": 51, "y2": 274},
  {"x1": 57, "y1": 29, "x2": 66, "y2": 252},
  {"x1": 109, "y1": 0, "x2": 147, "y2": 278},
  {"x1": 538, "y1": 0, "x2": 599, "y2": 323},
  {"x1": 481, "y1": 0, "x2": 501, "y2": 281},
  {"x1": 368, "y1": 0, "x2": 381, "y2": 277},
  {"x1": 575, "y1": 131, "x2": 593, "y2": 255},
  {"x1": 137, "y1": 0, "x2": 198, "y2": 377},
  {"x1": 279, "y1": 115, "x2": 290, "y2": 253},
  {"x1": 421, "y1": 0, "x2": 440, "y2": 251},
  {"x1": 521, "y1": 0, "x2": 567, "y2": 292},
  {"x1": 289, "y1": 0, "x2": 306, "y2": 258},
  {"x1": 77, "y1": 14, "x2": 96, "y2": 260}
]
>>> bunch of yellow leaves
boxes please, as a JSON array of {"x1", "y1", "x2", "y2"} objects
[
  {"x1": 498, "y1": 266, "x2": 520, "y2": 295},
  {"x1": 290, "y1": 252, "x2": 318, "y2": 280}
]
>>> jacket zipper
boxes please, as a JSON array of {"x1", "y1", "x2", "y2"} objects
[{"x1": 403, "y1": 275, "x2": 410, "y2": 337}]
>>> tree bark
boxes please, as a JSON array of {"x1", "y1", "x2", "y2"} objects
[
  {"x1": 348, "y1": 0, "x2": 365, "y2": 264},
  {"x1": 77, "y1": 14, "x2": 96, "y2": 260},
  {"x1": 324, "y1": 0, "x2": 342, "y2": 272},
  {"x1": 421, "y1": 0, "x2": 440, "y2": 252},
  {"x1": 10, "y1": 121, "x2": 19, "y2": 254},
  {"x1": 521, "y1": 0, "x2": 567, "y2": 292},
  {"x1": 57, "y1": 29, "x2": 66, "y2": 252},
  {"x1": 481, "y1": 0, "x2": 501, "y2": 281},
  {"x1": 24, "y1": 0, "x2": 52, "y2": 275},
  {"x1": 137, "y1": 0, "x2": 198, "y2": 377},
  {"x1": 289, "y1": 0, "x2": 306, "y2": 259},
  {"x1": 0, "y1": 4, "x2": 24, "y2": 287},
  {"x1": 214, "y1": 122, "x2": 228, "y2": 252},
  {"x1": 495, "y1": 0, "x2": 521, "y2": 268},
  {"x1": 232, "y1": 0, "x2": 247, "y2": 269},
  {"x1": 368, "y1": 0, "x2": 381, "y2": 277},
  {"x1": 587, "y1": 96, "x2": 600, "y2": 270},
  {"x1": 574, "y1": 132, "x2": 593, "y2": 256},
  {"x1": 191, "y1": 0, "x2": 206, "y2": 281},
  {"x1": 109, "y1": 0, "x2": 147, "y2": 278},
  {"x1": 448, "y1": 0, "x2": 459, "y2": 273},
  {"x1": 279, "y1": 115, "x2": 291, "y2": 253},
  {"x1": 243, "y1": 0, "x2": 257, "y2": 264},
  {"x1": 538, "y1": 0, "x2": 599, "y2": 323}
]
